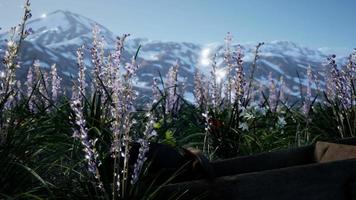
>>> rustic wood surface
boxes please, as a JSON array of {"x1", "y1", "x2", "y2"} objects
[{"x1": 158, "y1": 137, "x2": 356, "y2": 200}]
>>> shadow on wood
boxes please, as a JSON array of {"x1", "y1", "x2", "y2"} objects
[{"x1": 157, "y1": 137, "x2": 356, "y2": 200}]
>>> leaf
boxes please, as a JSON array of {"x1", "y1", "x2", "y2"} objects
[
  {"x1": 163, "y1": 130, "x2": 176, "y2": 146},
  {"x1": 153, "y1": 122, "x2": 161, "y2": 129}
]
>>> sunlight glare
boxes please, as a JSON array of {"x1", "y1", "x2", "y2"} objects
[
  {"x1": 215, "y1": 68, "x2": 226, "y2": 83},
  {"x1": 199, "y1": 47, "x2": 211, "y2": 66}
]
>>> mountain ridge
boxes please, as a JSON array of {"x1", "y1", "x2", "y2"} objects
[{"x1": 0, "y1": 10, "x2": 352, "y2": 100}]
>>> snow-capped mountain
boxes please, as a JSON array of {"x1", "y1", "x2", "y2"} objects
[
  {"x1": 27, "y1": 10, "x2": 115, "y2": 46},
  {"x1": 0, "y1": 10, "x2": 351, "y2": 101}
]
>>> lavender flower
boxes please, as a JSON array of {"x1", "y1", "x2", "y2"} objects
[
  {"x1": 245, "y1": 42, "x2": 264, "y2": 100},
  {"x1": 194, "y1": 69, "x2": 206, "y2": 107},
  {"x1": 1, "y1": 0, "x2": 32, "y2": 142},
  {"x1": 131, "y1": 112, "x2": 157, "y2": 185},
  {"x1": 268, "y1": 72, "x2": 277, "y2": 112},
  {"x1": 50, "y1": 64, "x2": 61, "y2": 102},
  {"x1": 179, "y1": 77, "x2": 187, "y2": 100},
  {"x1": 116, "y1": 57, "x2": 140, "y2": 196},
  {"x1": 325, "y1": 55, "x2": 338, "y2": 101},
  {"x1": 109, "y1": 35, "x2": 130, "y2": 161},
  {"x1": 203, "y1": 76, "x2": 211, "y2": 106},
  {"x1": 106, "y1": 34, "x2": 146, "y2": 196},
  {"x1": 71, "y1": 98, "x2": 102, "y2": 184},
  {"x1": 279, "y1": 76, "x2": 286, "y2": 104},
  {"x1": 43, "y1": 72, "x2": 50, "y2": 106},
  {"x1": 124, "y1": 56, "x2": 139, "y2": 80},
  {"x1": 1, "y1": 39, "x2": 19, "y2": 101},
  {"x1": 31, "y1": 60, "x2": 50, "y2": 109},
  {"x1": 313, "y1": 70, "x2": 321, "y2": 96},
  {"x1": 152, "y1": 78, "x2": 161, "y2": 103},
  {"x1": 346, "y1": 50, "x2": 356, "y2": 106},
  {"x1": 165, "y1": 60, "x2": 180, "y2": 115},
  {"x1": 108, "y1": 35, "x2": 130, "y2": 148},
  {"x1": 113, "y1": 34, "x2": 130, "y2": 71},
  {"x1": 325, "y1": 54, "x2": 352, "y2": 108},
  {"x1": 91, "y1": 24, "x2": 104, "y2": 92},
  {"x1": 74, "y1": 46, "x2": 87, "y2": 101},
  {"x1": 71, "y1": 41, "x2": 104, "y2": 187},
  {"x1": 1, "y1": 0, "x2": 31, "y2": 97},
  {"x1": 347, "y1": 49, "x2": 356, "y2": 75},
  {"x1": 224, "y1": 32, "x2": 233, "y2": 64},
  {"x1": 210, "y1": 55, "x2": 221, "y2": 110},
  {"x1": 202, "y1": 110, "x2": 211, "y2": 154},
  {"x1": 23, "y1": 0, "x2": 32, "y2": 22},
  {"x1": 339, "y1": 69, "x2": 352, "y2": 108},
  {"x1": 25, "y1": 65, "x2": 34, "y2": 111},
  {"x1": 233, "y1": 45, "x2": 245, "y2": 102},
  {"x1": 223, "y1": 32, "x2": 234, "y2": 104},
  {"x1": 302, "y1": 65, "x2": 312, "y2": 117}
]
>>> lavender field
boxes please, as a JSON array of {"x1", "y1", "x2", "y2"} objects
[{"x1": 0, "y1": 0, "x2": 355, "y2": 199}]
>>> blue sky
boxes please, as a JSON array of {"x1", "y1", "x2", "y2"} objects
[{"x1": 1, "y1": 0, "x2": 355, "y2": 50}]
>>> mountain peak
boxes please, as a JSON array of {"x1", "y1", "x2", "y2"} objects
[
  {"x1": 49, "y1": 9, "x2": 73, "y2": 15},
  {"x1": 42, "y1": 10, "x2": 78, "y2": 20},
  {"x1": 270, "y1": 40, "x2": 296, "y2": 45},
  {"x1": 29, "y1": 9, "x2": 96, "y2": 30},
  {"x1": 26, "y1": 10, "x2": 114, "y2": 46}
]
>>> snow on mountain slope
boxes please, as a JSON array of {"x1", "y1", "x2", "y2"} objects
[
  {"x1": 27, "y1": 10, "x2": 115, "y2": 45},
  {"x1": 0, "y1": 10, "x2": 352, "y2": 100}
]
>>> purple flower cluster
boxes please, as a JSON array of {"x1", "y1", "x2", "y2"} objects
[
  {"x1": 90, "y1": 24, "x2": 104, "y2": 92},
  {"x1": 210, "y1": 55, "x2": 222, "y2": 110},
  {"x1": 223, "y1": 32, "x2": 234, "y2": 104},
  {"x1": 325, "y1": 54, "x2": 354, "y2": 109},
  {"x1": 233, "y1": 45, "x2": 245, "y2": 102},
  {"x1": 194, "y1": 69, "x2": 207, "y2": 108},
  {"x1": 165, "y1": 60, "x2": 181, "y2": 115},
  {"x1": 194, "y1": 33, "x2": 250, "y2": 111},
  {"x1": 268, "y1": 72, "x2": 278, "y2": 112},
  {"x1": 1, "y1": 40, "x2": 19, "y2": 102},
  {"x1": 70, "y1": 98, "x2": 102, "y2": 184},
  {"x1": 152, "y1": 78, "x2": 161, "y2": 103},
  {"x1": 131, "y1": 112, "x2": 157, "y2": 184},
  {"x1": 50, "y1": 64, "x2": 61, "y2": 102},
  {"x1": 202, "y1": 110, "x2": 211, "y2": 154},
  {"x1": 72, "y1": 46, "x2": 87, "y2": 102},
  {"x1": 25, "y1": 65, "x2": 34, "y2": 111},
  {"x1": 279, "y1": 76, "x2": 286, "y2": 104},
  {"x1": 260, "y1": 72, "x2": 286, "y2": 112},
  {"x1": 302, "y1": 65, "x2": 313, "y2": 117},
  {"x1": 23, "y1": 61, "x2": 61, "y2": 112},
  {"x1": 71, "y1": 45, "x2": 94, "y2": 173}
]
